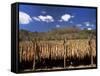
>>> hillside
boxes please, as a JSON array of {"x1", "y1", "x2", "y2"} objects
[{"x1": 19, "y1": 27, "x2": 96, "y2": 41}]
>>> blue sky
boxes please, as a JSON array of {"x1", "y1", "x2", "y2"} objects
[{"x1": 19, "y1": 4, "x2": 96, "y2": 32}]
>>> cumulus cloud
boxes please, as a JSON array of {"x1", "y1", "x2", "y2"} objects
[
  {"x1": 77, "y1": 24, "x2": 82, "y2": 27},
  {"x1": 58, "y1": 20, "x2": 63, "y2": 22},
  {"x1": 87, "y1": 28, "x2": 92, "y2": 30},
  {"x1": 19, "y1": 11, "x2": 32, "y2": 24},
  {"x1": 41, "y1": 11, "x2": 46, "y2": 14},
  {"x1": 84, "y1": 22, "x2": 95, "y2": 27},
  {"x1": 33, "y1": 15, "x2": 54, "y2": 23},
  {"x1": 69, "y1": 21, "x2": 73, "y2": 23},
  {"x1": 84, "y1": 22, "x2": 90, "y2": 26},
  {"x1": 60, "y1": 14, "x2": 73, "y2": 22},
  {"x1": 91, "y1": 24, "x2": 95, "y2": 27},
  {"x1": 33, "y1": 17, "x2": 40, "y2": 21},
  {"x1": 56, "y1": 25, "x2": 60, "y2": 28}
]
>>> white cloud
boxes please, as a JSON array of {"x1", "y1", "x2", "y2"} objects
[
  {"x1": 33, "y1": 15, "x2": 54, "y2": 23},
  {"x1": 77, "y1": 24, "x2": 82, "y2": 27},
  {"x1": 91, "y1": 24, "x2": 94, "y2": 27},
  {"x1": 33, "y1": 17, "x2": 40, "y2": 21},
  {"x1": 41, "y1": 11, "x2": 46, "y2": 14},
  {"x1": 39, "y1": 15, "x2": 54, "y2": 22},
  {"x1": 56, "y1": 25, "x2": 60, "y2": 28},
  {"x1": 71, "y1": 16, "x2": 74, "y2": 18},
  {"x1": 19, "y1": 11, "x2": 32, "y2": 24},
  {"x1": 84, "y1": 22, "x2": 94, "y2": 27},
  {"x1": 58, "y1": 20, "x2": 63, "y2": 22},
  {"x1": 69, "y1": 21, "x2": 73, "y2": 23},
  {"x1": 85, "y1": 22, "x2": 90, "y2": 26},
  {"x1": 60, "y1": 14, "x2": 73, "y2": 22},
  {"x1": 87, "y1": 28, "x2": 92, "y2": 30}
]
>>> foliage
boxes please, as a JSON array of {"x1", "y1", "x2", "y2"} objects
[{"x1": 19, "y1": 27, "x2": 96, "y2": 41}]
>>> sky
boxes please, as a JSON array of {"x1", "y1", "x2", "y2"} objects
[{"x1": 19, "y1": 4, "x2": 96, "y2": 32}]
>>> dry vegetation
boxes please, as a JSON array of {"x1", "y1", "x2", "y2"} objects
[
  {"x1": 19, "y1": 28, "x2": 96, "y2": 71},
  {"x1": 19, "y1": 39, "x2": 96, "y2": 70}
]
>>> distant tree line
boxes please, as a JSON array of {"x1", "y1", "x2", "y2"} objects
[{"x1": 19, "y1": 27, "x2": 96, "y2": 41}]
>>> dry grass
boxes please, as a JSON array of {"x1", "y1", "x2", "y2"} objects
[{"x1": 19, "y1": 39, "x2": 96, "y2": 63}]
